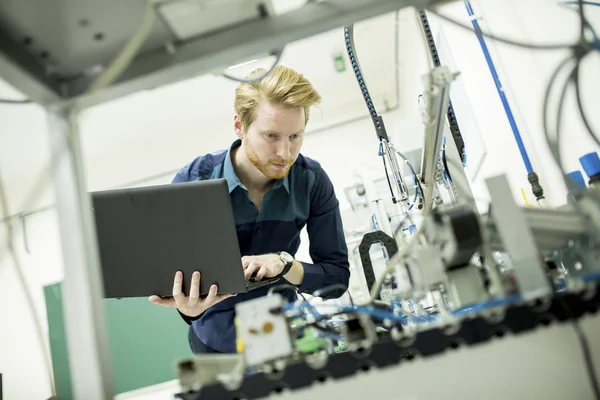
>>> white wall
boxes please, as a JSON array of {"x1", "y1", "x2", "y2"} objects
[{"x1": 1, "y1": 1, "x2": 599, "y2": 398}]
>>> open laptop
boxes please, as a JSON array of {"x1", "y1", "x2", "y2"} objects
[{"x1": 91, "y1": 179, "x2": 281, "y2": 299}]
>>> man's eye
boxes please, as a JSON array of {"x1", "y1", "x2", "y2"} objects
[
  {"x1": 267, "y1": 134, "x2": 278, "y2": 139},
  {"x1": 290, "y1": 134, "x2": 300, "y2": 139}
]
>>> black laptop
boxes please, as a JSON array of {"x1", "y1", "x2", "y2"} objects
[{"x1": 91, "y1": 179, "x2": 280, "y2": 299}]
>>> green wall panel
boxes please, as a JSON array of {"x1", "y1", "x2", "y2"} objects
[{"x1": 44, "y1": 284, "x2": 191, "y2": 399}]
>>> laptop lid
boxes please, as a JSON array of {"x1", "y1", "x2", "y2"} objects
[{"x1": 91, "y1": 179, "x2": 249, "y2": 298}]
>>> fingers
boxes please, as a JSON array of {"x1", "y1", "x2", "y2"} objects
[
  {"x1": 172, "y1": 271, "x2": 185, "y2": 304},
  {"x1": 148, "y1": 295, "x2": 176, "y2": 307},
  {"x1": 188, "y1": 271, "x2": 201, "y2": 302},
  {"x1": 244, "y1": 260, "x2": 261, "y2": 280},
  {"x1": 255, "y1": 264, "x2": 269, "y2": 281},
  {"x1": 204, "y1": 284, "x2": 219, "y2": 305},
  {"x1": 241, "y1": 256, "x2": 252, "y2": 269}
]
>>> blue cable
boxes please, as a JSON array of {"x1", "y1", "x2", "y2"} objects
[
  {"x1": 284, "y1": 271, "x2": 600, "y2": 327},
  {"x1": 464, "y1": 0, "x2": 534, "y2": 174}
]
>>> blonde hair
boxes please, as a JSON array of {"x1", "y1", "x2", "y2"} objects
[{"x1": 234, "y1": 65, "x2": 322, "y2": 131}]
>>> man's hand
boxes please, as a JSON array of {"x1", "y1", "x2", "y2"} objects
[
  {"x1": 149, "y1": 271, "x2": 235, "y2": 318},
  {"x1": 242, "y1": 254, "x2": 285, "y2": 281}
]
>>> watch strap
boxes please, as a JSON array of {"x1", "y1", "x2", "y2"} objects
[{"x1": 279, "y1": 252, "x2": 294, "y2": 276}]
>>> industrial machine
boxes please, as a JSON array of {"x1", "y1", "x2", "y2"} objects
[{"x1": 1, "y1": 0, "x2": 599, "y2": 399}]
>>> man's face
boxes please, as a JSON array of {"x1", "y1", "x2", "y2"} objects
[{"x1": 236, "y1": 101, "x2": 305, "y2": 180}]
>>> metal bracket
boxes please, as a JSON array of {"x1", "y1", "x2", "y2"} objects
[
  {"x1": 485, "y1": 175, "x2": 551, "y2": 300},
  {"x1": 420, "y1": 66, "x2": 458, "y2": 185}
]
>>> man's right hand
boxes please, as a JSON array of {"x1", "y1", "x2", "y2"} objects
[{"x1": 149, "y1": 271, "x2": 235, "y2": 318}]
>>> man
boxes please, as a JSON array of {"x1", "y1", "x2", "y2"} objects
[{"x1": 149, "y1": 65, "x2": 350, "y2": 354}]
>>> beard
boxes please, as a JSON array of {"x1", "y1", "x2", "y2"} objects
[{"x1": 244, "y1": 144, "x2": 293, "y2": 180}]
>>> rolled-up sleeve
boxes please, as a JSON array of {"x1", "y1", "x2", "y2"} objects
[{"x1": 298, "y1": 166, "x2": 350, "y2": 299}]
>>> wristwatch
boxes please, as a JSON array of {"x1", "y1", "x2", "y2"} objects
[{"x1": 278, "y1": 251, "x2": 294, "y2": 276}]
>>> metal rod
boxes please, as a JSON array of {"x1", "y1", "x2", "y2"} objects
[{"x1": 47, "y1": 106, "x2": 114, "y2": 399}]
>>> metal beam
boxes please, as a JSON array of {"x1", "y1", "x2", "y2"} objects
[
  {"x1": 485, "y1": 175, "x2": 551, "y2": 301},
  {"x1": 65, "y1": 0, "x2": 440, "y2": 106},
  {"x1": 0, "y1": 26, "x2": 63, "y2": 105},
  {"x1": 47, "y1": 106, "x2": 115, "y2": 400}
]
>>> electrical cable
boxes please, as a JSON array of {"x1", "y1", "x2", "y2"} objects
[
  {"x1": 464, "y1": 0, "x2": 547, "y2": 204},
  {"x1": 579, "y1": 0, "x2": 588, "y2": 40},
  {"x1": 427, "y1": 9, "x2": 577, "y2": 50},
  {"x1": 345, "y1": 24, "x2": 405, "y2": 205},
  {"x1": 379, "y1": 140, "x2": 397, "y2": 203},
  {"x1": 537, "y1": 5, "x2": 600, "y2": 394},
  {"x1": 442, "y1": 136, "x2": 453, "y2": 183},
  {"x1": 574, "y1": 37, "x2": 600, "y2": 150},
  {"x1": 418, "y1": 10, "x2": 467, "y2": 165},
  {"x1": 561, "y1": 0, "x2": 600, "y2": 6},
  {"x1": 394, "y1": 149, "x2": 425, "y2": 204},
  {"x1": 0, "y1": 2, "x2": 156, "y2": 396},
  {"x1": 559, "y1": 1, "x2": 600, "y2": 50},
  {"x1": 221, "y1": 49, "x2": 285, "y2": 83}
]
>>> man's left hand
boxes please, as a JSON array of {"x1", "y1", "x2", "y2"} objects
[{"x1": 242, "y1": 254, "x2": 284, "y2": 281}]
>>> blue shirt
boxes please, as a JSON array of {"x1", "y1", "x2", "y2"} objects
[{"x1": 172, "y1": 139, "x2": 350, "y2": 353}]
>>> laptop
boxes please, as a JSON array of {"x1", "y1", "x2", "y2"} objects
[{"x1": 91, "y1": 179, "x2": 281, "y2": 299}]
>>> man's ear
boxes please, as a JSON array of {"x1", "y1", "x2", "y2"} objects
[{"x1": 234, "y1": 115, "x2": 243, "y2": 139}]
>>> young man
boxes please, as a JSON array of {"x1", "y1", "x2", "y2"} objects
[{"x1": 150, "y1": 65, "x2": 350, "y2": 354}]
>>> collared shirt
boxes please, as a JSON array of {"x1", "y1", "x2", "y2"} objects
[{"x1": 172, "y1": 139, "x2": 350, "y2": 353}]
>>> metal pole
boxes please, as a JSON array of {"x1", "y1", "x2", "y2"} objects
[{"x1": 47, "y1": 106, "x2": 114, "y2": 399}]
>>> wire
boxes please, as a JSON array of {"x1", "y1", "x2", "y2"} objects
[
  {"x1": 579, "y1": 0, "x2": 588, "y2": 40},
  {"x1": 427, "y1": 9, "x2": 577, "y2": 50},
  {"x1": 394, "y1": 149, "x2": 425, "y2": 204},
  {"x1": 221, "y1": 49, "x2": 285, "y2": 83},
  {"x1": 464, "y1": 0, "x2": 535, "y2": 175},
  {"x1": 0, "y1": 98, "x2": 32, "y2": 104},
  {"x1": 541, "y1": 54, "x2": 578, "y2": 188},
  {"x1": 561, "y1": 0, "x2": 600, "y2": 6},
  {"x1": 574, "y1": 42, "x2": 600, "y2": 151},
  {"x1": 379, "y1": 140, "x2": 397, "y2": 203}
]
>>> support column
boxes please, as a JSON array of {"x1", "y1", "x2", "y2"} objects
[{"x1": 47, "y1": 106, "x2": 114, "y2": 400}]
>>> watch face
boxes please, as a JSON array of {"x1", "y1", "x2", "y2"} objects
[{"x1": 280, "y1": 251, "x2": 294, "y2": 263}]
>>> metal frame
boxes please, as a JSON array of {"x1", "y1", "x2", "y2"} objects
[
  {"x1": 0, "y1": 0, "x2": 449, "y2": 398},
  {"x1": 47, "y1": 106, "x2": 114, "y2": 400},
  {"x1": 0, "y1": 0, "x2": 441, "y2": 107}
]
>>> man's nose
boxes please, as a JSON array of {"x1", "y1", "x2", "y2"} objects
[{"x1": 277, "y1": 141, "x2": 291, "y2": 160}]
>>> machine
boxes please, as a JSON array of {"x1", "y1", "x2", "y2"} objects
[{"x1": 1, "y1": 1, "x2": 599, "y2": 399}]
